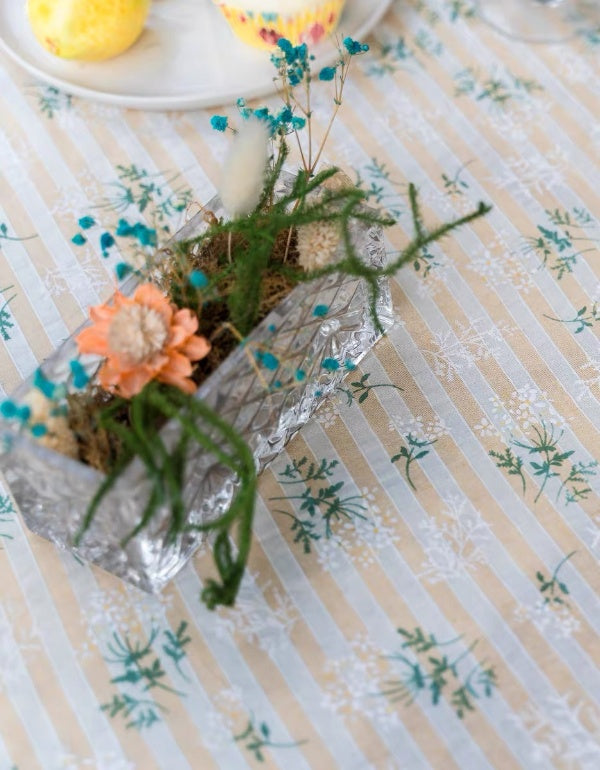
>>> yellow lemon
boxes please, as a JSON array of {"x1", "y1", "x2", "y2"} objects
[{"x1": 26, "y1": 0, "x2": 151, "y2": 61}]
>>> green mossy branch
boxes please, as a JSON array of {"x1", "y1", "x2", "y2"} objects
[{"x1": 174, "y1": 165, "x2": 490, "y2": 336}]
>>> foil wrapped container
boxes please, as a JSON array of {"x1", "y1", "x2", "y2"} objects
[{"x1": 0, "y1": 178, "x2": 393, "y2": 592}]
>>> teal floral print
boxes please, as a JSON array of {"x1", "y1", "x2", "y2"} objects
[
  {"x1": 270, "y1": 457, "x2": 366, "y2": 553},
  {"x1": 105, "y1": 164, "x2": 193, "y2": 225},
  {"x1": 454, "y1": 66, "x2": 543, "y2": 106},
  {"x1": 0, "y1": 493, "x2": 15, "y2": 541},
  {"x1": 337, "y1": 372, "x2": 403, "y2": 406},
  {"x1": 414, "y1": 28, "x2": 444, "y2": 58},
  {"x1": 536, "y1": 551, "x2": 576, "y2": 607},
  {"x1": 391, "y1": 433, "x2": 438, "y2": 491},
  {"x1": 0, "y1": 222, "x2": 36, "y2": 249},
  {"x1": 101, "y1": 621, "x2": 191, "y2": 730},
  {"x1": 382, "y1": 627, "x2": 497, "y2": 718},
  {"x1": 441, "y1": 162, "x2": 473, "y2": 197},
  {"x1": 544, "y1": 304, "x2": 600, "y2": 334},
  {"x1": 523, "y1": 206, "x2": 598, "y2": 280},
  {"x1": 489, "y1": 422, "x2": 598, "y2": 504},
  {"x1": 366, "y1": 38, "x2": 418, "y2": 77},
  {"x1": 356, "y1": 159, "x2": 406, "y2": 220},
  {"x1": 0, "y1": 286, "x2": 16, "y2": 342},
  {"x1": 389, "y1": 415, "x2": 448, "y2": 491},
  {"x1": 446, "y1": 0, "x2": 476, "y2": 21},
  {"x1": 234, "y1": 716, "x2": 307, "y2": 762},
  {"x1": 34, "y1": 85, "x2": 73, "y2": 118},
  {"x1": 366, "y1": 26, "x2": 443, "y2": 78}
]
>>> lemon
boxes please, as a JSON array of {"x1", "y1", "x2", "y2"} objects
[{"x1": 26, "y1": 0, "x2": 151, "y2": 61}]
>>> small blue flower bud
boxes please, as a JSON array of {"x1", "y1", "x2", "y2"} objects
[{"x1": 189, "y1": 270, "x2": 209, "y2": 288}]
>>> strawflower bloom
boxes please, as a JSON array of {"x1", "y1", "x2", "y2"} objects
[{"x1": 76, "y1": 284, "x2": 210, "y2": 398}]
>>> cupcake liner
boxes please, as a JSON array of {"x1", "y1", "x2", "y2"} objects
[{"x1": 213, "y1": 0, "x2": 346, "y2": 50}]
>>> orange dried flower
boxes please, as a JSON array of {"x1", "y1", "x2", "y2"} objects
[{"x1": 76, "y1": 284, "x2": 210, "y2": 398}]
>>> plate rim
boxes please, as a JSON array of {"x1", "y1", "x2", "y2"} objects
[{"x1": 0, "y1": 0, "x2": 392, "y2": 110}]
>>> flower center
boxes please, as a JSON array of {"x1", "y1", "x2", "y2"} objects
[{"x1": 108, "y1": 304, "x2": 169, "y2": 366}]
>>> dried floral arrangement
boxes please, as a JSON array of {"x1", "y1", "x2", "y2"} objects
[{"x1": 0, "y1": 38, "x2": 490, "y2": 608}]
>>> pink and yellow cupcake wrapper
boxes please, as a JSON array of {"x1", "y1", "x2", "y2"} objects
[{"x1": 213, "y1": 0, "x2": 346, "y2": 50}]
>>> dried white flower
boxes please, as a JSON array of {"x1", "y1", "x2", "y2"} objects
[
  {"x1": 23, "y1": 390, "x2": 78, "y2": 459},
  {"x1": 219, "y1": 118, "x2": 270, "y2": 218},
  {"x1": 297, "y1": 220, "x2": 341, "y2": 271},
  {"x1": 296, "y1": 168, "x2": 352, "y2": 271}
]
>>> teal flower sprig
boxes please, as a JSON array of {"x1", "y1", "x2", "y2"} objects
[
  {"x1": 234, "y1": 715, "x2": 307, "y2": 762},
  {"x1": 489, "y1": 422, "x2": 598, "y2": 505},
  {"x1": 337, "y1": 371, "x2": 403, "y2": 406},
  {"x1": 269, "y1": 456, "x2": 366, "y2": 553},
  {"x1": 70, "y1": 165, "x2": 193, "y2": 261},
  {"x1": 0, "y1": 286, "x2": 17, "y2": 342},
  {"x1": 536, "y1": 551, "x2": 576, "y2": 607},
  {"x1": 381, "y1": 626, "x2": 498, "y2": 719},
  {"x1": 204, "y1": 37, "x2": 489, "y2": 335},
  {"x1": 391, "y1": 432, "x2": 437, "y2": 491},
  {"x1": 0, "y1": 493, "x2": 15, "y2": 541},
  {"x1": 544, "y1": 304, "x2": 600, "y2": 334},
  {"x1": 522, "y1": 206, "x2": 599, "y2": 280},
  {"x1": 101, "y1": 621, "x2": 192, "y2": 731}
]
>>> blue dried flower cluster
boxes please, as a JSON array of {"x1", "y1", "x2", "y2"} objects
[
  {"x1": 210, "y1": 115, "x2": 228, "y2": 132},
  {"x1": 209, "y1": 36, "x2": 370, "y2": 142},
  {"x1": 343, "y1": 37, "x2": 370, "y2": 55},
  {"x1": 221, "y1": 98, "x2": 305, "y2": 137},
  {"x1": 270, "y1": 38, "x2": 311, "y2": 87}
]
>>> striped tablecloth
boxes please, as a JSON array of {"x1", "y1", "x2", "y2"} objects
[{"x1": 1, "y1": 1, "x2": 599, "y2": 768}]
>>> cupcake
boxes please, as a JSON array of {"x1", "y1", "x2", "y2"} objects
[{"x1": 212, "y1": 0, "x2": 347, "y2": 50}]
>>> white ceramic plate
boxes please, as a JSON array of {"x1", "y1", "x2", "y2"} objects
[{"x1": 0, "y1": 0, "x2": 391, "y2": 110}]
